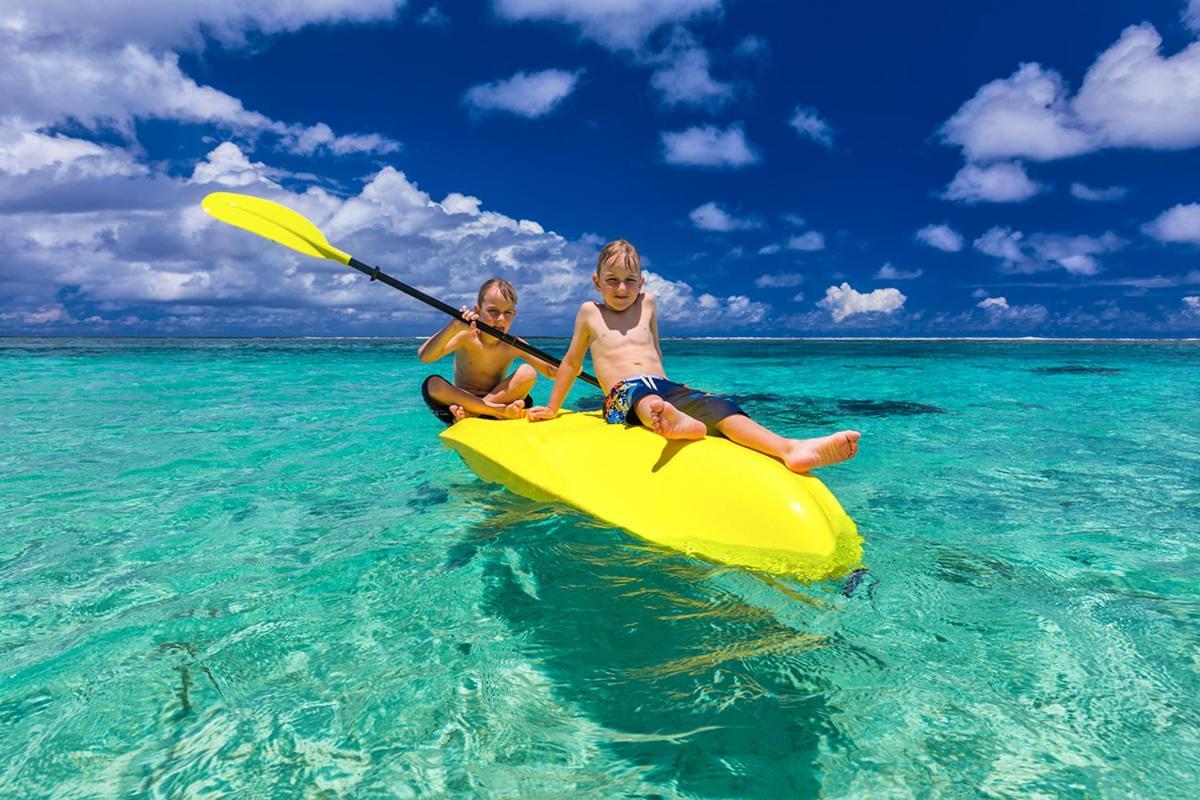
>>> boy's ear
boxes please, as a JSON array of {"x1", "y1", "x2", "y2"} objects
[{"x1": 592, "y1": 273, "x2": 601, "y2": 290}]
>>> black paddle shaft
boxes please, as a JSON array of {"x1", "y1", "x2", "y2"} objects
[{"x1": 347, "y1": 257, "x2": 600, "y2": 389}]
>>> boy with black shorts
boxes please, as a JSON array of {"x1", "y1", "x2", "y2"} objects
[{"x1": 418, "y1": 278, "x2": 557, "y2": 424}]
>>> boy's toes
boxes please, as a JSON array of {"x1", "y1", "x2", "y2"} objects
[
  {"x1": 642, "y1": 396, "x2": 665, "y2": 431},
  {"x1": 449, "y1": 404, "x2": 467, "y2": 422}
]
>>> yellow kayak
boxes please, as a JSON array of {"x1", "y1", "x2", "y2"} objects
[{"x1": 439, "y1": 411, "x2": 861, "y2": 580}]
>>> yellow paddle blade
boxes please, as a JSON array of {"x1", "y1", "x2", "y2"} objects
[{"x1": 202, "y1": 192, "x2": 351, "y2": 265}]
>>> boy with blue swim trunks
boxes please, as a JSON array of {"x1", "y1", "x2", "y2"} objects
[{"x1": 527, "y1": 240, "x2": 861, "y2": 473}]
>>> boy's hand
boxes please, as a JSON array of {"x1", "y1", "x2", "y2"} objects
[
  {"x1": 453, "y1": 306, "x2": 479, "y2": 330},
  {"x1": 526, "y1": 406, "x2": 559, "y2": 422}
]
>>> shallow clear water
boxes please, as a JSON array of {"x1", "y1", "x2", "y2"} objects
[{"x1": 1, "y1": 338, "x2": 1197, "y2": 798}]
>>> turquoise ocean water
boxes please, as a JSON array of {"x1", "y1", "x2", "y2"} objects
[{"x1": 1, "y1": 338, "x2": 1197, "y2": 798}]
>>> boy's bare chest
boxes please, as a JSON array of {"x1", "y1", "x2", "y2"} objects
[
  {"x1": 592, "y1": 321, "x2": 654, "y2": 350},
  {"x1": 454, "y1": 339, "x2": 512, "y2": 373}
]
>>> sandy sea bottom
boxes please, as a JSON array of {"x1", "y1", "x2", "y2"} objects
[{"x1": 1, "y1": 338, "x2": 1198, "y2": 798}]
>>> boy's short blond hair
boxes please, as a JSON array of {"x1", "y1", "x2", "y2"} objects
[
  {"x1": 477, "y1": 278, "x2": 517, "y2": 306},
  {"x1": 596, "y1": 240, "x2": 641, "y2": 275}
]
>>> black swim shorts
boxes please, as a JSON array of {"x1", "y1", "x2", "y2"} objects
[{"x1": 421, "y1": 375, "x2": 534, "y2": 426}]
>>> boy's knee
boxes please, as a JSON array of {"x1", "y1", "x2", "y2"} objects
[
  {"x1": 424, "y1": 374, "x2": 453, "y2": 400},
  {"x1": 513, "y1": 363, "x2": 537, "y2": 384}
]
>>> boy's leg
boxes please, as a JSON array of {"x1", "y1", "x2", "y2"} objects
[
  {"x1": 482, "y1": 363, "x2": 536, "y2": 406},
  {"x1": 424, "y1": 375, "x2": 525, "y2": 420},
  {"x1": 716, "y1": 414, "x2": 860, "y2": 473},
  {"x1": 634, "y1": 395, "x2": 706, "y2": 441}
]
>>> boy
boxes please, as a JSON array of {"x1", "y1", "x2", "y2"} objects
[
  {"x1": 418, "y1": 278, "x2": 557, "y2": 424},
  {"x1": 527, "y1": 241, "x2": 860, "y2": 473}
]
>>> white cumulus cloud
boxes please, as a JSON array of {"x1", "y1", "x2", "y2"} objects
[
  {"x1": 915, "y1": 223, "x2": 964, "y2": 252},
  {"x1": 1143, "y1": 203, "x2": 1200, "y2": 244},
  {"x1": 464, "y1": 69, "x2": 582, "y2": 117},
  {"x1": 941, "y1": 63, "x2": 1092, "y2": 162},
  {"x1": 0, "y1": 7, "x2": 403, "y2": 158},
  {"x1": 941, "y1": 24, "x2": 1200, "y2": 163},
  {"x1": 688, "y1": 201, "x2": 758, "y2": 231},
  {"x1": 0, "y1": 138, "x2": 773, "y2": 335},
  {"x1": 661, "y1": 124, "x2": 760, "y2": 168},
  {"x1": 818, "y1": 283, "x2": 906, "y2": 322},
  {"x1": 944, "y1": 162, "x2": 1041, "y2": 204},
  {"x1": 644, "y1": 272, "x2": 768, "y2": 327}
]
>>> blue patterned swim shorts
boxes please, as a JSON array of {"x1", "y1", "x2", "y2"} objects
[{"x1": 602, "y1": 375, "x2": 747, "y2": 435}]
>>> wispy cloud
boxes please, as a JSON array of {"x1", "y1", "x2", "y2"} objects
[
  {"x1": 788, "y1": 106, "x2": 833, "y2": 147},
  {"x1": 944, "y1": 162, "x2": 1041, "y2": 204},
  {"x1": 754, "y1": 272, "x2": 804, "y2": 288},
  {"x1": 875, "y1": 263, "x2": 923, "y2": 280},
  {"x1": 661, "y1": 124, "x2": 760, "y2": 167},
  {"x1": 1070, "y1": 182, "x2": 1127, "y2": 202},
  {"x1": 492, "y1": 0, "x2": 722, "y2": 51},
  {"x1": 464, "y1": 69, "x2": 582, "y2": 117},
  {"x1": 974, "y1": 227, "x2": 1125, "y2": 275},
  {"x1": 688, "y1": 201, "x2": 760, "y2": 231},
  {"x1": 785, "y1": 231, "x2": 825, "y2": 251},
  {"x1": 650, "y1": 32, "x2": 734, "y2": 108},
  {"x1": 915, "y1": 223, "x2": 964, "y2": 252}
]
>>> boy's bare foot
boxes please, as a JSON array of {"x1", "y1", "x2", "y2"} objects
[
  {"x1": 494, "y1": 399, "x2": 526, "y2": 420},
  {"x1": 641, "y1": 396, "x2": 705, "y2": 440},
  {"x1": 782, "y1": 431, "x2": 861, "y2": 473},
  {"x1": 449, "y1": 404, "x2": 472, "y2": 422}
]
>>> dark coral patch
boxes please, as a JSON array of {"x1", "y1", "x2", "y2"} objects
[
  {"x1": 1031, "y1": 366, "x2": 1124, "y2": 375},
  {"x1": 407, "y1": 483, "x2": 450, "y2": 510},
  {"x1": 727, "y1": 392, "x2": 786, "y2": 405},
  {"x1": 837, "y1": 399, "x2": 945, "y2": 416},
  {"x1": 571, "y1": 396, "x2": 604, "y2": 411}
]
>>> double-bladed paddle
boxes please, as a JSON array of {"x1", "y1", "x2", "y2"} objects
[{"x1": 201, "y1": 191, "x2": 600, "y2": 388}]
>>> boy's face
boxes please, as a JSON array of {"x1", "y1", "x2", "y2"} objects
[
  {"x1": 593, "y1": 261, "x2": 644, "y2": 311},
  {"x1": 474, "y1": 286, "x2": 516, "y2": 333}
]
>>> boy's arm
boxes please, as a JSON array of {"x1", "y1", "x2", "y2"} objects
[
  {"x1": 416, "y1": 309, "x2": 473, "y2": 362},
  {"x1": 528, "y1": 305, "x2": 593, "y2": 420},
  {"x1": 646, "y1": 292, "x2": 663, "y2": 360},
  {"x1": 510, "y1": 338, "x2": 559, "y2": 379}
]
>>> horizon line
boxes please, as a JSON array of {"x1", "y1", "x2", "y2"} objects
[{"x1": 2, "y1": 335, "x2": 1198, "y2": 343}]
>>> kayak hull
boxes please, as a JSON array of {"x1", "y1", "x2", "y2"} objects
[{"x1": 439, "y1": 411, "x2": 861, "y2": 580}]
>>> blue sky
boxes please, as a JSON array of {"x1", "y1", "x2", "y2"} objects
[{"x1": 2, "y1": 0, "x2": 1200, "y2": 337}]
